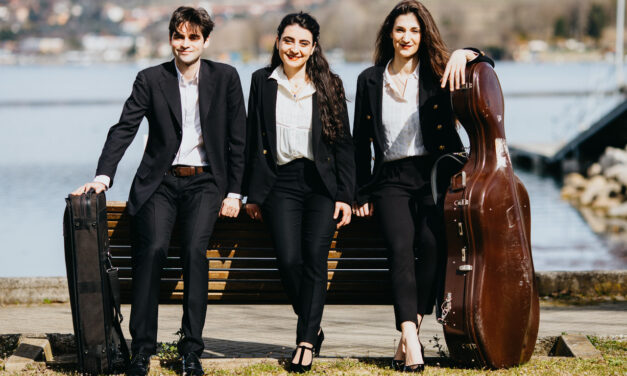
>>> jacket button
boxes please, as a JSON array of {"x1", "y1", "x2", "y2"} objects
[
  {"x1": 262, "y1": 132, "x2": 266, "y2": 136},
  {"x1": 327, "y1": 157, "x2": 331, "y2": 162},
  {"x1": 263, "y1": 149, "x2": 268, "y2": 155},
  {"x1": 366, "y1": 115, "x2": 372, "y2": 120},
  {"x1": 436, "y1": 124, "x2": 443, "y2": 130},
  {"x1": 439, "y1": 145, "x2": 445, "y2": 151},
  {"x1": 433, "y1": 104, "x2": 439, "y2": 110}
]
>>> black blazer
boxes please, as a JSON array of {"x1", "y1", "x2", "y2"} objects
[
  {"x1": 95, "y1": 59, "x2": 247, "y2": 215},
  {"x1": 243, "y1": 67, "x2": 355, "y2": 205},
  {"x1": 353, "y1": 51, "x2": 494, "y2": 205}
]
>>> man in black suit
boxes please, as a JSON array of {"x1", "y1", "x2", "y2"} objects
[{"x1": 72, "y1": 6, "x2": 246, "y2": 376}]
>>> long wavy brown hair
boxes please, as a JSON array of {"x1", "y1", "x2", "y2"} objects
[
  {"x1": 374, "y1": 0, "x2": 450, "y2": 79},
  {"x1": 271, "y1": 12, "x2": 347, "y2": 143}
]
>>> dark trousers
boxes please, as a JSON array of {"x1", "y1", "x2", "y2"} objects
[
  {"x1": 261, "y1": 159, "x2": 336, "y2": 344},
  {"x1": 130, "y1": 172, "x2": 221, "y2": 356},
  {"x1": 371, "y1": 156, "x2": 445, "y2": 331}
]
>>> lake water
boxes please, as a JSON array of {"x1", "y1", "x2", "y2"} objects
[{"x1": 0, "y1": 61, "x2": 625, "y2": 277}]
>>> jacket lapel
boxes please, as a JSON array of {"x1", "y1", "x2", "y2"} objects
[
  {"x1": 311, "y1": 94, "x2": 321, "y2": 158},
  {"x1": 199, "y1": 60, "x2": 216, "y2": 130},
  {"x1": 262, "y1": 77, "x2": 278, "y2": 162},
  {"x1": 367, "y1": 66, "x2": 386, "y2": 152},
  {"x1": 159, "y1": 60, "x2": 182, "y2": 129},
  {"x1": 419, "y1": 63, "x2": 438, "y2": 109}
]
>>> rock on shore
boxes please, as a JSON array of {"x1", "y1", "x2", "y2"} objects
[{"x1": 561, "y1": 146, "x2": 627, "y2": 237}]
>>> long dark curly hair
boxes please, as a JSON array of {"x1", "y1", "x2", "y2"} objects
[
  {"x1": 374, "y1": 0, "x2": 450, "y2": 79},
  {"x1": 270, "y1": 12, "x2": 347, "y2": 143}
]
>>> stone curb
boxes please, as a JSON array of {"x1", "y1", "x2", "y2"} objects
[
  {"x1": 535, "y1": 270, "x2": 625, "y2": 297},
  {"x1": 551, "y1": 334, "x2": 602, "y2": 359},
  {"x1": 0, "y1": 278, "x2": 68, "y2": 305},
  {"x1": 4, "y1": 335, "x2": 53, "y2": 372},
  {"x1": 0, "y1": 271, "x2": 624, "y2": 305}
]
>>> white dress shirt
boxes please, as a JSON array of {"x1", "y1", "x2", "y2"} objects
[
  {"x1": 269, "y1": 66, "x2": 316, "y2": 165},
  {"x1": 171, "y1": 63, "x2": 207, "y2": 167},
  {"x1": 381, "y1": 60, "x2": 427, "y2": 162}
]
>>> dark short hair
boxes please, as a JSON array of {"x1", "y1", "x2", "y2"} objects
[{"x1": 168, "y1": 6, "x2": 214, "y2": 40}]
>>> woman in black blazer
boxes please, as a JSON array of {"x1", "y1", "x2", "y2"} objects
[
  {"x1": 352, "y1": 0, "x2": 493, "y2": 372},
  {"x1": 244, "y1": 12, "x2": 355, "y2": 373}
]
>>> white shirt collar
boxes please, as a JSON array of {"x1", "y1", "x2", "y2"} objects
[
  {"x1": 383, "y1": 59, "x2": 419, "y2": 86},
  {"x1": 269, "y1": 66, "x2": 316, "y2": 99},
  {"x1": 175, "y1": 62, "x2": 200, "y2": 86}
]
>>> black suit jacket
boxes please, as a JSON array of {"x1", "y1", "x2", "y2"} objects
[
  {"x1": 243, "y1": 67, "x2": 355, "y2": 205},
  {"x1": 353, "y1": 50, "x2": 494, "y2": 205},
  {"x1": 95, "y1": 59, "x2": 247, "y2": 215}
]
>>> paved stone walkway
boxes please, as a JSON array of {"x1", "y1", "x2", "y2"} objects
[{"x1": 0, "y1": 302, "x2": 625, "y2": 358}]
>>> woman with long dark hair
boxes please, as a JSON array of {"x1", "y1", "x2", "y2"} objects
[
  {"x1": 352, "y1": 0, "x2": 493, "y2": 372},
  {"x1": 244, "y1": 12, "x2": 355, "y2": 373}
]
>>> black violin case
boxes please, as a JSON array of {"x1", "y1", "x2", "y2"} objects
[{"x1": 63, "y1": 190, "x2": 129, "y2": 374}]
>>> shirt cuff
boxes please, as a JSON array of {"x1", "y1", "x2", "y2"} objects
[
  {"x1": 93, "y1": 175, "x2": 110, "y2": 190},
  {"x1": 226, "y1": 193, "x2": 243, "y2": 200}
]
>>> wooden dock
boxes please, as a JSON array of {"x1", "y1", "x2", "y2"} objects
[{"x1": 509, "y1": 95, "x2": 627, "y2": 175}]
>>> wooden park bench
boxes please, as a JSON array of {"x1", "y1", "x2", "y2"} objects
[{"x1": 106, "y1": 201, "x2": 394, "y2": 304}]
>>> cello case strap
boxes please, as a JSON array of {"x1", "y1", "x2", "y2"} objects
[{"x1": 430, "y1": 152, "x2": 468, "y2": 205}]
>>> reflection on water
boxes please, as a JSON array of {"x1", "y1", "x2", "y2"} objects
[
  {"x1": 0, "y1": 162, "x2": 622, "y2": 277},
  {"x1": 516, "y1": 171, "x2": 621, "y2": 270},
  {"x1": 0, "y1": 62, "x2": 624, "y2": 277}
]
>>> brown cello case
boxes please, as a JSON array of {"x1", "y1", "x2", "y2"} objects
[{"x1": 438, "y1": 62, "x2": 539, "y2": 368}]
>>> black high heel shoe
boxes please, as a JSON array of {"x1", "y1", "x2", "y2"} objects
[
  {"x1": 402, "y1": 339, "x2": 425, "y2": 373},
  {"x1": 290, "y1": 345, "x2": 314, "y2": 373},
  {"x1": 402, "y1": 363, "x2": 425, "y2": 373},
  {"x1": 392, "y1": 337, "x2": 405, "y2": 371},
  {"x1": 313, "y1": 329, "x2": 324, "y2": 357}
]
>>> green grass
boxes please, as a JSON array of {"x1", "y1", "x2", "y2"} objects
[
  {"x1": 0, "y1": 336, "x2": 624, "y2": 375},
  {"x1": 203, "y1": 354, "x2": 627, "y2": 376},
  {"x1": 588, "y1": 335, "x2": 627, "y2": 357}
]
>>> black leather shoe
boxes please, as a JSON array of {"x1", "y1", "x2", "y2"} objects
[
  {"x1": 289, "y1": 345, "x2": 313, "y2": 373},
  {"x1": 182, "y1": 352, "x2": 204, "y2": 376},
  {"x1": 392, "y1": 359, "x2": 405, "y2": 371},
  {"x1": 313, "y1": 328, "x2": 324, "y2": 357},
  {"x1": 126, "y1": 353, "x2": 150, "y2": 376}
]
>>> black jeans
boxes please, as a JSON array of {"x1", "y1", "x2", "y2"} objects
[
  {"x1": 130, "y1": 172, "x2": 221, "y2": 356},
  {"x1": 261, "y1": 159, "x2": 336, "y2": 344},
  {"x1": 371, "y1": 156, "x2": 445, "y2": 331}
]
